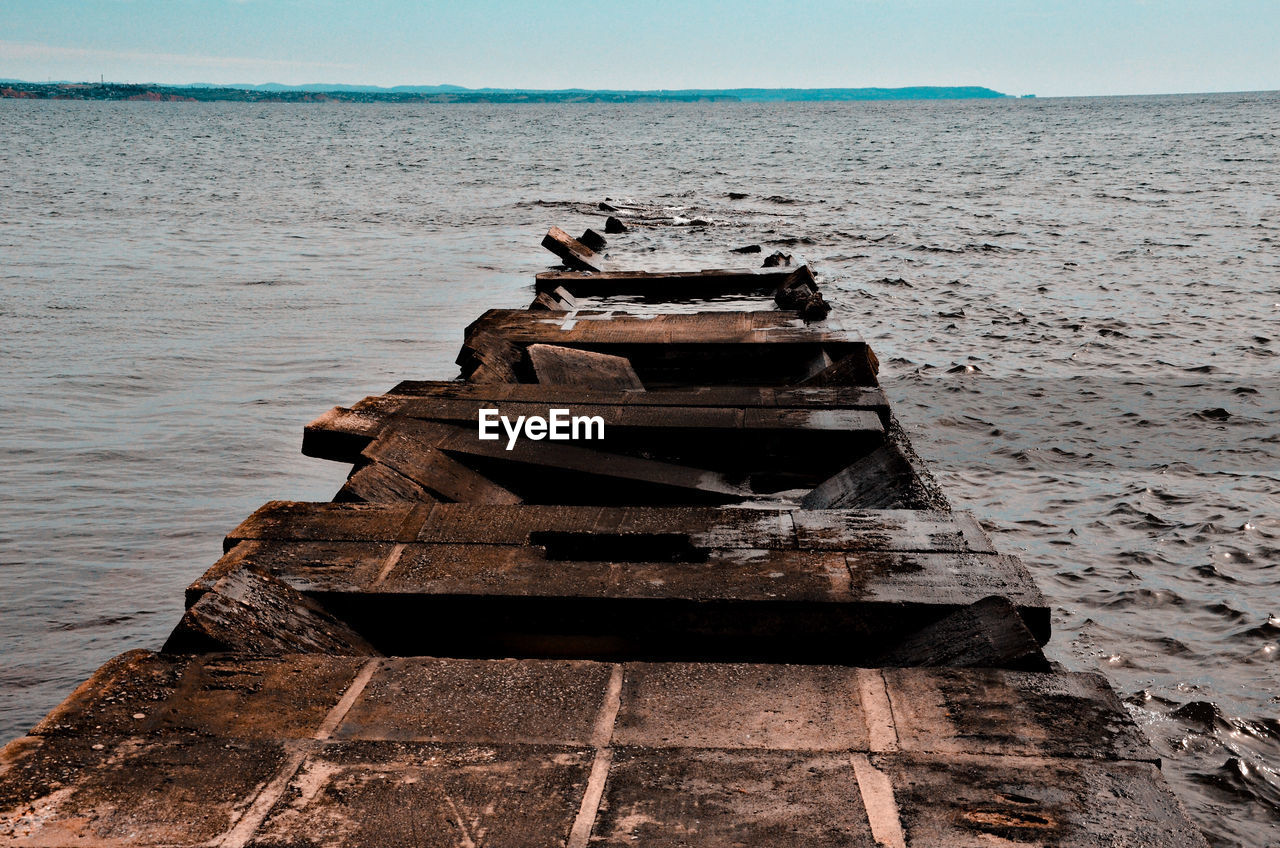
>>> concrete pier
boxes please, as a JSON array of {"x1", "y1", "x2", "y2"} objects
[{"x1": 0, "y1": 231, "x2": 1208, "y2": 846}]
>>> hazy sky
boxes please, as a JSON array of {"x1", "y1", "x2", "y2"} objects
[{"x1": 1, "y1": 0, "x2": 1277, "y2": 97}]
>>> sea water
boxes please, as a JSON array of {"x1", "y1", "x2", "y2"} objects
[{"x1": 1, "y1": 94, "x2": 1277, "y2": 845}]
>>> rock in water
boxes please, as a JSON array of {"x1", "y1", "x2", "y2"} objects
[
  {"x1": 798, "y1": 291, "x2": 831, "y2": 321},
  {"x1": 773, "y1": 264, "x2": 830, "y2": 321},
  {"x1": 763, "y1": 251, "x2": 792, "y2": 267},
  {"x1": 579, "y1": 228, "x2": 607, "y2": 252},
  {"x1": 604, "y1": 215, "x2": 628, "y2": 234},
  {"x1": 774, "y1": 264, "x2": 818, "y2": 307}
]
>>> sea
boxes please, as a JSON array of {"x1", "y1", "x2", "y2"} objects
[{"x1": 1, "y1": 93, "x2": 1277, "y2": 846}]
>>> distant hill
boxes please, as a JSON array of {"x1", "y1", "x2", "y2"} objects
[
  {"x1": 189, "y1": 82, "x2": 473, "y2": 94},
  {"x1": 0, "y1": 81, "x2": 1010, "y2": 103}
]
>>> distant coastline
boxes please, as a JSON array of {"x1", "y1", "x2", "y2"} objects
[{"x1": 0, "y1": 81, "x2": 1011, "y2": 103}]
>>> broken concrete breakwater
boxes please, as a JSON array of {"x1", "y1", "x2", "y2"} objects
[{"x1": 0, "y1": 227, "x2": 1209, "y2": 846}]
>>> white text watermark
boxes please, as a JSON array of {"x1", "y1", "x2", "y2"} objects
[{"x1": 478, "y1": 408, "x2": 605, "y2": 450}]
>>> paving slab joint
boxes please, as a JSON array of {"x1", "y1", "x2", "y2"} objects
[
  {"x1": 857, "y1": 668, "x2": 900, "y2": 752},
  {"x1": 567, "y1": 663, "x2": 624, "y2": 847},
  {"x1": 216, "y1": 657, "x2": 380, "y2": 847},
  {"x1": 851, "y1": 753, "x2": 907, "y2": 848}
]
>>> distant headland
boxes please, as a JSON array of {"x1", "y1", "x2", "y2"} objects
[{"x1": 0, "y1": 81, "x2": 1011, "y2": 103}]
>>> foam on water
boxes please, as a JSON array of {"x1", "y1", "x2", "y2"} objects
[{"x1": 1, "y1": 94, "x2": 1278, "y2": 844}]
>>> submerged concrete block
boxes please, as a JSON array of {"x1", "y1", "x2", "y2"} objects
[
  {"x1": 542, "y1": 225, "x2": 605, "y2": 271},
  {"x1": 578, "y1": 228, "x2": 607, "y2": 251}
]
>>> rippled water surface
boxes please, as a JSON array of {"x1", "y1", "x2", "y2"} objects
[{"x1": 1, "y1": 95, "x2": 1278, "y2": 845}]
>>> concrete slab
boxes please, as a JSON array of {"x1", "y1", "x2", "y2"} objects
[
  {"x1": 363, "y1": 427, "x2": 525, "y2": 504},
  {"x1": 311, "y1": 396, "x2": 883, "y2": 440},
  {"x1": 878, "y1": 752, "x2": 1209, "y2": 847},
  {"x1": 0, "y1": 734, "x2": 290, "y2": 845},
  {"x1": 335, "y1": 658, "x2": 612, "y2": 745},
  {"x1": 542, "y1": 225, "x2": 606, "y2": 271},
  {"x1": 226, "y1": 501, "x2": 424, "y2": 552},
  {"x1": 383, "y1": 381, "x2": 889, "y2": 411},
  {"x1": 792, "y1": 508, "x2": 997, "y2": 552},
  {"x1": 415, "y1": 504, "x2": 795, "y2": 548},
  {"x1": 228, "y1": 503, "x2": 1001, "y2": 554},
  {"x1": 248, "y1": 741, "x2": 593, "y2": 848},
  {"x1": 528, "y1": 343, "x2": 646, "y2": 389},
  {"x1": 882, "y1": 667, "x2": 1158, "y2": 762},
  {"x1": 18, "y1": 654, "x2": 1164, "y2": 758},
  {"x1": 204, "y1": 541, "x2": 1045, "y2": 663},
  {"x1": 213, "y1": 504, "x2": 1048, "y2": 661},
  {"x1": 336, "y1": 459, "x2": 439, "y2": 503},
  {"x1": 189, "y1": 540, "x2": 394, "y2": 602},
  {"x1": 533, "y1": 266, "x2": 800, "y2": 297},
  {"x1": 870, "y1": 595, "x2": 1051, "y2": 671},
  {"x1": 163, "y1": 567, "x2": 379, "y2": 656},
  {"x1": 464, "y1": 309, "x2": 863, "y2": 346},
  {"x1": 459, "y1": 310, "x2": 872, "y2": 387},
  {"x1": 380, "y1": 545, "x2": 851, "y2": 600},
  {"x1": 593, "y1": 747, "x2": 876, "y2": 847},
  {"x1": 32, "y1": 651, "x2": 364, "y2": 741},
  {"x1": 612, "y1": 662, "x2": 869, "y2": 751}
]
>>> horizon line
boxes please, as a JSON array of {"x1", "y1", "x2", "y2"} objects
[{"x1": 3, "y1": 78, "x2": 1278, "y2": 100}]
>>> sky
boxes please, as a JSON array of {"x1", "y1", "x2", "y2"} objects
[{"x1": 1, "y1": 0, "x2": 1278, "y2": 97}]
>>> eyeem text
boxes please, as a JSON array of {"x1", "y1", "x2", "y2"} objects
[{"x1": 478, "y1": 408, "x2": 606, "y2": 450}]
